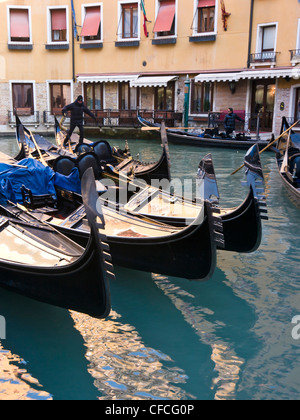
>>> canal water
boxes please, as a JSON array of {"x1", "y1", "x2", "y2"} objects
[{"x1": 0, "y1": 134, "x2": 299, "y2": 400}]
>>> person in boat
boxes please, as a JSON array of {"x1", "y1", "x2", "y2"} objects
[
  {"x1": 224, "y1": 108, "x2": 245, "y2": 137},
  {"x1": 62, "y1": 95, "x2": 97, "y2": 146}
]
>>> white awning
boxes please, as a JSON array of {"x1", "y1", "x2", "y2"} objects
[
  {"x1": 77, "y1": 74, "x2": 139, "y2": 83},
  {"x1": 130, "y1": 76, "x2": 178, "y2": 88},
  {"x1": 195, "y1": 68, "x2": 300, "y2": 83},
  {"x1": 195, "y1": 72, "x2": 240, "y2": 83}
]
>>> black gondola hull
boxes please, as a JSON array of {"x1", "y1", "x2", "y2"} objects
[
  {"x1": 0, "y1": 234, "x2": 110, "y2": 319},
  {"x1": 42, "y1": 206, "x2": 217, "y2": 281}
]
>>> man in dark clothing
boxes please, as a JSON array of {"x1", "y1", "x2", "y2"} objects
[
  {"x1": 62, "y1": 95, "x2": 96, "y2": 146},
  {"x1": 224, "y1": 108, "x2": 245, "y2": 137}
]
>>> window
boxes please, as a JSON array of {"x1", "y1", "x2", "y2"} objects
[
  {"x1": 153, "y1": 0, "x2": 176, "y2": 38},
  {"x1": 256, "y1": 24, "x2": 277, "y2": 61},
  {"x1": 84, "y1": 83, "x2": 103, "y2": 110},
  {"x1": 155, "y1": 84, "x2": 175, "y2": 110},
  {"x1": 8, "y1": 8, "x2": 31, "y2": 43},
  {"x1": 119, "y1": 83, "x2": 139, "y2": 110},
  {"x1": 50, "y1": 83, "x2": 71, "y2": 114},
  {"x1": 191, "y1": 81, "x2": 213, "y2": 113},
  {"x1": 81, "y1": 5, "x2": 102, "y2": 42},
  {"x1": 49, "y1": 8, "x2": 67, "y2": 42},
  {"x1": 121, "y1": 3, "x2": 138, "y2": 39},
  {"x1": 262, "y1": 26, "x2": 276, "y2": 54},
  {"x1": 197, "y1": 0, "x2": 215, "y2": 33},
  {"x1": 12, "y1": 83, "x2": 34, "y2": 115}
]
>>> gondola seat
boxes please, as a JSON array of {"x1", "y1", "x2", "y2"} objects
[
  {"x1": 75, "y1": 143, "x2": 92, "y2": 155},
  {"x1": 92, "y1": 141, "x2": 115, "y2": 163},
  {"x1": 76, "y1": 152, "x2": 102, "y2": 179},
  {"x1": 53, "y1": 156, "x2": 77, "y2": 176},
  {"x1": 21, "y1": 185, "x2": 58, "y2": 210}
]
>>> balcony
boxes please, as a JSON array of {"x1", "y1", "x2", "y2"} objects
[
  {"x1": 290, "y1": 49, "x2": 300, "y2": 66},
  {"x1": 249, "y1": 52, "x2": 279, "y2": 68}
]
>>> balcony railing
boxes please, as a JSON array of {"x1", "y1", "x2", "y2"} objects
[
  {"x1": 8, "y1": 110, "x2": 40, "y2": 126},
  {"x1": 249, "y1": 51, "x2": 279, "y2": 65},
  {"x1": 44, "y1": 109, "x2": 183, "y2": 128},
  {"x1": 290, "y1": 49, "x2": 300, "y2": 64},
  {"x1": 208, "y1": 112, "x2": 274, "y2": 133}
]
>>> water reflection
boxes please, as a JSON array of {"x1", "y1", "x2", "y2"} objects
[
  {"x1": 70, "y1": 310, "x2": 191, "y2": 400},
  {"x1": 0, "y1": 289, "x2": 98, "y2": 400}
]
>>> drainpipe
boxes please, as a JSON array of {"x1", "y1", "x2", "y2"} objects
[
  {"x1": 247, "y1": 0, "x2": 254, "y2": 68},
  {"x1": 72, "y1": 12, "x2": 75, "y2": 82}
]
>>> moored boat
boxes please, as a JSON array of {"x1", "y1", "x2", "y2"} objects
[
  {"x1": 276, "y1": 118, "x2": 300, "y2": 207},
  {"x1": 15, "y1": 115, "x2": 171, "y2": 183},
  {"x1": 0, "y1": 169, "x2": 113, "y2": 318},
  {"x1": 138, "y1": 113, "x2": 271, "y2": 151}
]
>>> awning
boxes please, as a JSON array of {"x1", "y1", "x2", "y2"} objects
[
  {"x1": 10, "y1": 9, "x2": 30, "y2": 38},
  {"x1": 51, "y1": 9, "x2": 67, "y2": 31},
  {"x1": 77, "y1": 74, "x2": 140, "y2": 84},
  {"x1": 195, "y1": 68, "x2": 300, "y2": 83},
  {"x1": 198, "y1": 0, "x2": 216, "y2": 7},
  {"x1": 81, "y1": 6, "x2": 101, "y2": 37},
  {"x1": 153, "y1": 1, "x2": 176, "y2": 33},
  {"x1": 130, "y1": 76, "x2": 178, "y2": 88}
]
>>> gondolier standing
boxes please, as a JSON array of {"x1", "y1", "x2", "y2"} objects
[
  {"x1": 224, "y1": 108, "x2": 245, "y2": 137},
  {"x1": 62, "y1": 95, "x2": 96, "y2": 146}
]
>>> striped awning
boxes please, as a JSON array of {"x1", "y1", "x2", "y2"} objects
[
  {"x1": 130, "y1": 76, "x2": 178, "y2": 87},
  {"x1": 77, "y1": 74, "x2": 139, "y2": 84},
  {"x1": 195, "y1": 68, "x2": 300, "y2": 83}
]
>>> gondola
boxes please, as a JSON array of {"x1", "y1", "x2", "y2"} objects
[
  {"x1": 15, "y1": 115, "x2": 171, "y2": 183},
  {"x1": 276, "y1": 117, "x2": 300, "y2": 207},
  {"x1": 0, "y1": 169, "x2": 220, "y2": 281},
  {"x1": 0, "y1": 168, "x2": 112, "y2": 319},
  {"x1": 137, "y1": 113, "x2": 271, "y2": 151},
  {"x1": 124, "y1": 142, "x2": 268, "y2": 253},
  {"x1": 55, "y1": 116, "x2": 171, "y2": 183},
  {"x1": 12, "y1": 119, "x2": 267, "y2": 255}
]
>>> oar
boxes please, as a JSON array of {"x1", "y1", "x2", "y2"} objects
[
  {"x1": 141, "y1": 126, "x2": 204, "y2": 131},
  {"x1": 230, "y1": 119, "x2": 300, "y2": 176},
  {"x1": 27, "y1": 128, "x2": 47, "y2": 167}
]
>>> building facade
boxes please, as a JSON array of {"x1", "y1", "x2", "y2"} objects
[{"x1": 0, "y1": 0, "x2": 300, "y2": 136}]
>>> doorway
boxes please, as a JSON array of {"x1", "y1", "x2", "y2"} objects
[{"x1": 251, "y1": 79, "x2": 276, "y2": 131}]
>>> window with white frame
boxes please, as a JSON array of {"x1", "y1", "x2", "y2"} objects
[
  {"x1": 8, "y1": 7, "x2": 31, "y2": 44},
  {"x1": 117, "y1": 2, "x2": 139, "y2": 40},
  {"x1": 47, "y1": 7, "x2": 68, "y2": 43},
  {"x1": 193, "y1": 0, "x2": 216, "y2": 34},
  {"x1": 11, "y1": 82, "x2": 34, "y2": 115},
  {"x1": 81, "y1": 3, "x2": 102, "y2": 42},
  {"x1": 153, "y1": 0, "x2": 177, "y2": 38}
]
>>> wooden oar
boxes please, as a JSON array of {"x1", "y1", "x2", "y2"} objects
[
  {"x1": 27, "y1": 128, "x2": 47, "y2": 167},
  {"x1": 230, "y1": 120, "x2": 300, "y2": 176},
  {"x1": 141, "y1": 126, "x2": 205, "y2": 131},
  {"x1": 280, "y1": 131, "x2": 291, "y2": 174}
]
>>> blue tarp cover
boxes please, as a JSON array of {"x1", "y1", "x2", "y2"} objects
[
  {"x1": 0, "y1": 158, "x2": 56, "y2": 203},
  {"x1": 54, "y1": 167, "x2": 81, "y2": 194},
  {"x1": 0, "y1": 157, "x2": 82, "y2": 205}
]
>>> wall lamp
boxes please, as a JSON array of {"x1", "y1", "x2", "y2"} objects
[{"x1": 229, "y1": 80, "x2": 236, "y2": 94}]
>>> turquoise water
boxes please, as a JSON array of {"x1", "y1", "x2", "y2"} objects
[{"x1": 0, "y1": 135, "x2": 299, "y2": 400}]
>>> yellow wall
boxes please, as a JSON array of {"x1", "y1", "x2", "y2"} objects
[{"x1": 0, "y1": 0, "x2": 299, "y2": 83}]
